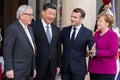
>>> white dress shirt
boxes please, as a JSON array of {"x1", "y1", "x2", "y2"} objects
[
  {"x1": 41, "y1": 19, "x2": 52, "y2": 39},
  {"x1": 19, "y1": 20, "x2": 35, "y2": 53},
  {"x1": 70, "y1": 24, "x2": 82, "y2": 39}
]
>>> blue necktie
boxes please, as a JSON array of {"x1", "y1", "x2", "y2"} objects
[
  {"x1": 71, "y1": 28, "x2": 76, "y2": 46},
  {"x1": 46, "y1": 26, "x2": 51, "y2": 44}
]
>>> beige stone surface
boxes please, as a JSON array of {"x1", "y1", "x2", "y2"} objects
[
  {"x1": 85, "y1": 73, "x2": 90, "y2": 80},
  {"x1": 56, "y1": 74, "x2": 90, "y2": 80},
  {"x1": 62, "y1": 0, "x2": 96, "y2": 31}
]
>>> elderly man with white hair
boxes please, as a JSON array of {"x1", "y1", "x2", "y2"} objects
[{"x1": 3, "y1": 5, "x2": 36, "y2": 80}]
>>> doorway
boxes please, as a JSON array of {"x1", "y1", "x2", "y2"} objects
[{"x1": 0, "y1": 0, "x2": 28, "y2": 56}]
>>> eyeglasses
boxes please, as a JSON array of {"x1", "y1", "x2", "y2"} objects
[{"x1": 23, "y1": 13, "x2": 34, "y2": 17}]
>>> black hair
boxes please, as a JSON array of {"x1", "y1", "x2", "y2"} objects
[
  {"x1": 43, "y1": 3, "x2": 56, "y2": 11},
  {"x1": 73, "y1": 8, "x2": 86, "y2": 18}
]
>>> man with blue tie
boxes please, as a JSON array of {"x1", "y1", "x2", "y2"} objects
[
  {"x1": 61, "y1": 8, "x2": 94, "y2": 80},
  {"x1": 30, "y1": 3, "x2": 61, "y2": 80}
]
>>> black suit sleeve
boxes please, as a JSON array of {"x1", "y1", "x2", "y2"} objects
[
  {"x1": 57, "y1": 30, "x2": 61, "y2": 68},
  {"x1": 3, "y1": 26, "x2": 16, "y2": 71}
]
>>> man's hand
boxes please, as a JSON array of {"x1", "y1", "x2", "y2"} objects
[
  {"x1": 87, "y1": 43, "x2": 96, "y2": 58},
  {"x1": 33, "y1": 69, "x2": 36, "y2": 78},
  {"x1": 6, "y1": 70, "x2": 14, "y2": 79},
  {"x1": 56, "y1": 67, "x2": 60, "y2": 75}
]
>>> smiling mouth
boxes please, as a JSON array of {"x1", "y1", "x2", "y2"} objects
[{"x1": 48, "y1": 18, "x2": 53, "y2": 21}]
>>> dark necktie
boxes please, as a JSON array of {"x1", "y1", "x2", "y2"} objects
[
  {"x1": 46, "y1": 26, "x2": 51, "y2": 44},
  {"x1": 71, "y1": 27, "x2": 76, "y2": 46}
]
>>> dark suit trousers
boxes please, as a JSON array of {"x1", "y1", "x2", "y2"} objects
[
  {"x1": 5, "y1": 77, "x2": 33, "y2": 80},
  {"x1": 61, "y1": 66, "x2": 85, "y2": 80},
  {"x1": 34, "y1": 61, "x2": 55, "y2": 80},
  {"x1": 90, "y1": 73, "x2": 115, "y2": 80}
]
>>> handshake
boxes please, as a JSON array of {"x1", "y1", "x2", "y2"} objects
[{"x1": 87, "y1": 43, "x2": 97, "y2": 58}]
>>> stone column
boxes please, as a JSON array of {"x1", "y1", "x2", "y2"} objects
[
  {"x1": 62, "y1": 0, "x2": 96, "y2": 31},
  {"x1": 28, "y1": 0, "x2": 36, "y2": 19},
  {"x1": 115, "y1": 0, "x2": 120, "y2": 29}
]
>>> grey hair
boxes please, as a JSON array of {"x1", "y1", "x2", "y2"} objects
[{"x1": 16, "y1": 5, "x2": 33, "y2": 19}]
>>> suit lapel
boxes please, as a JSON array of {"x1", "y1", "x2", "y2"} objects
[
  {"x1": 16, "y1": 21, "x2": 33, "y2": 50},
  {"x1": 28, "y1": 26, "x2": 36, "y2": 51},
  {"x1": 74, "y1": 26, "x2": 84, "y2": 45},
  {"x1": 50, "y1": 24, "x2": 56, "y2": 45},
  {"x1": 39, "y1": 20, "x2": 50, "y2": 44}
]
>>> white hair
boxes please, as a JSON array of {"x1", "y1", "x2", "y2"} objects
[{"x1": 16, "y1": 4, "x2": 33, "y2": 19}]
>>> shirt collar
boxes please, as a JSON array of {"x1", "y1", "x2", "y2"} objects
[
  {"x1": 19, "y1": 20, "x2": 27, "y2": 29},
  {"x1": 72, "y1": 24, "x2": 82, "y2": 30},
  {"x1": 41, "y1": 18, "x2": 51, "y2": 28}
]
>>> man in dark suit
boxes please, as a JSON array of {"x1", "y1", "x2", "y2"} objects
[
  {"x1": 3, "y1": 5, "x2": 36, "y2": 80},
  {"x1": 30, "y1": 3, "x2": 61, "y2": 80},
  {"x1": 61, "y1": 8, "x2": 94, "y2": 80}
]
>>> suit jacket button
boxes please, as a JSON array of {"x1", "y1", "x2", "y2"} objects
[{"x1": 49, "y1": 56, "x2": 51, "y2": 59}]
